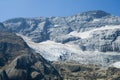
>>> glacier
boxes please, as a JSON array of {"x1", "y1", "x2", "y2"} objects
[{"x1": 17, "y1": 33, "x2": 120, "y2": 66}]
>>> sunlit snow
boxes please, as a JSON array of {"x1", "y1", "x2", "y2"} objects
[
  {"x1": 111, "y1": 62, "x2": 120, "y2": 68},
  {"x1": 17, "y1": 34, "x2": 82, "y2": 61},
  {"x1": 69, "y1": 25, "x2": 120, "y2": 39}
]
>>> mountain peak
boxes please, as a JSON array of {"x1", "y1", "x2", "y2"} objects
[{"x1": 77, "y1": 10, "x2": 111, "y2": 18}]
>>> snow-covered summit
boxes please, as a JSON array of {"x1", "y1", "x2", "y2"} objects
[{"x1": 76, "y1": 10, "x2": 111, "y2": 18}]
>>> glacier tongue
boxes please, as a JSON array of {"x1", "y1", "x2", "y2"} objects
[
  {"x1": 17, "y1": 34, "x2": 120, "y2": 67},
  {"x1": 17, "y1": 34, "x2": 82, "y2": 61}
]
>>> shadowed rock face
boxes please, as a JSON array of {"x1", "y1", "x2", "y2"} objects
[
  {"x1": 0, "y1": 31, "x2": 62, "y2": 80},
  {"x1": 0, "y1": 23, "x2": 5, "y2": 31},
  {"x1": 0, "y1": 70, "x2": 9, "y2": 80},
  {"x1": 5, "y1": 53, "x2": 62, "y2": 80},
  {"x1": 0, "y1": 31, "x2": 30, "y2": 67}
]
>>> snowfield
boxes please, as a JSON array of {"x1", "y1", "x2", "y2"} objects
[
  {"x1": 69, "y1": 25, "x2": 120, "y2": 39},
  {"x1": 111, "y1": 62, "x2": 120, "y2": 68}
]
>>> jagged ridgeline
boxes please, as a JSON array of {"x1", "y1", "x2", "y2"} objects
[
  {"x1": 0, "y1": 26, "x2": 62, "y2": 80},
  {"x1": 3, "y1": 10, "x2": 120, "y2": 51},
  {"x1": 2, "y1": 10, "x2": 114, "y2": 43}
]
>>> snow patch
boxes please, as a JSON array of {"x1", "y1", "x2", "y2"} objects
[
  {"x1": 92, "y1": 19, "x2": 101, "y2": 22},
  {"x1": 69, "y1": 25, "x2": 120, "y2": 39},
  {"x1": 54, "y1": 25, "x2": 60, "y2": 27},
  {"x1": 111, "y1": 62, "x2": 120, "y2": 68}
]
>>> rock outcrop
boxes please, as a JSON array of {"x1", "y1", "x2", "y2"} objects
[{"x1": 0, "y1": 31, "x2": 62, "y2": 80}]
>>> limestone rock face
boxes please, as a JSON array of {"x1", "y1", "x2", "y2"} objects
[{"x1": 3, "y1": 10, "x2": 115, "y2": 43}]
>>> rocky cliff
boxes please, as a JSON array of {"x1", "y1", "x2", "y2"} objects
[{"x1": 0, "y1": 30, "x2": 62, "y2": 80}]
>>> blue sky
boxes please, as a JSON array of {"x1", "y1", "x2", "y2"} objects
[{"x1": 0, "y1": 0, "x2": 120, "y2": 21}]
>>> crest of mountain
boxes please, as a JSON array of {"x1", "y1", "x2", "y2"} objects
[
  {"x1": 0, "y1": 29, "x2": 62, "y2": 80},
  {"x1": 2, "y1": 10, "x2": 120, "y2": 67},
  {"x1": 3, "y1": 10, "x2": 115, "y2": 42}
]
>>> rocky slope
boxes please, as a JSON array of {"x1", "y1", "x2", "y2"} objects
[
  {"x1": 2, "y1": 10, "x2": 120, "y2": 67},
  {"x1": 0, "y1": 30, "x2": 62, "y2": 80},
  {"x1": 53, "y1": 62, "x2": 120, "y2": 80}
]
